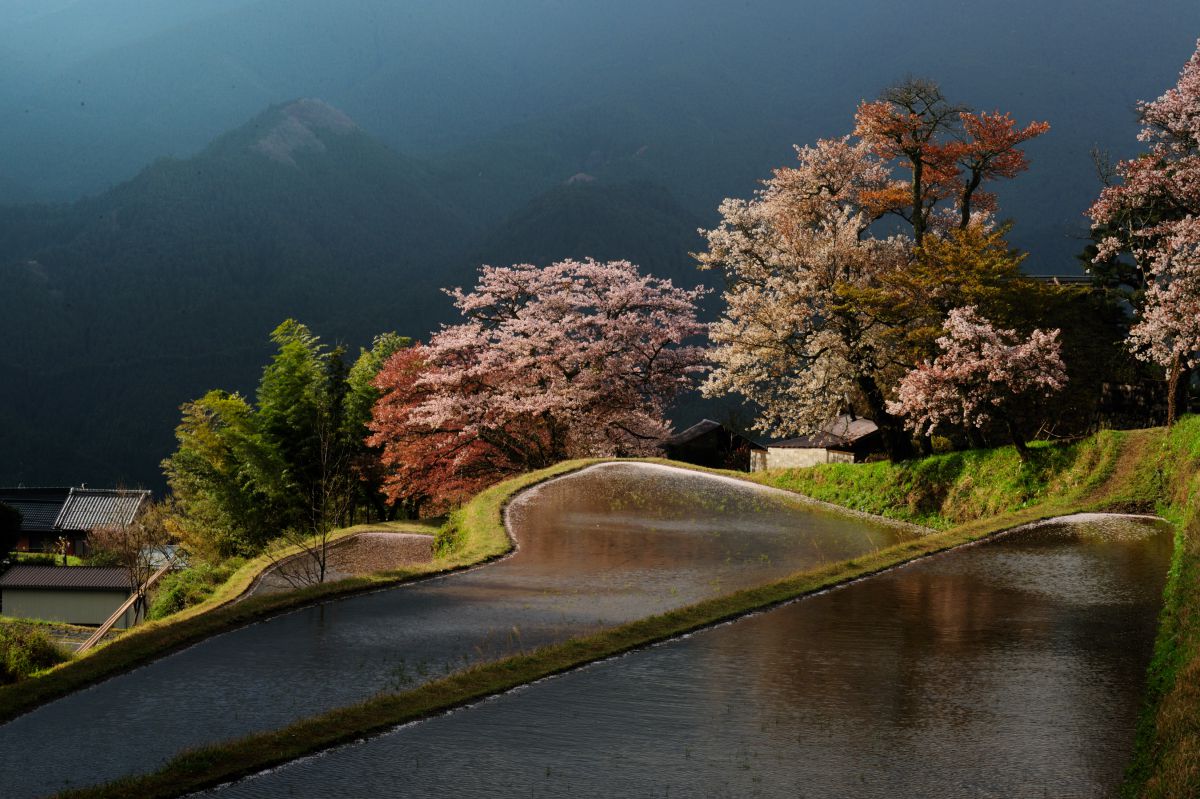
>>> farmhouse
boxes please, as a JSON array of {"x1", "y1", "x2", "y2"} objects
[
  {"x1": 658, "y1": 419, "x2": 767, "y2": 472},
  {"x1": 0, "y1": 565, "x2": 138, "y2": 627},
  {"x1": 765, "y1": 414, "x2": 883, "y2": 470},
  {"x1": 0, "y1": 486, "x2": 149, "y2": 556}
]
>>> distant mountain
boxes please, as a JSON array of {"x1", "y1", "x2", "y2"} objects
[
  {"x1": 0, "y1": 102, "x2": 716, "y2": 487},
  {"x1": 469, "y1": 179, "x2": 707, "y2": 292},
  {"x1": 0, "y1": 99, "x2": 472, "y2": 487}
]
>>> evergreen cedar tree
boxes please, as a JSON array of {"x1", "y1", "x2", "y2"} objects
[
  {"x1": 698, "y1": 78, "x2": 1051, "y2": 459},
  {"x1": 887, "y1": 307, "x2": 1067, "y2": 461},
  {"x1": 368, "y1": 258, "x2": 706, "y2": 508},
  {"x1": 1088, "y1": 38, "x2": 1200, "y2": 426}
]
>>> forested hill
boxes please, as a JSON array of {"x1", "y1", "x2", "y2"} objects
[
  {"x1": 472, "y1": 180, "x2": 705, "y2": 290},
  {"x1": 0, "y1": 100, "x2": 709, "y2": 488}
]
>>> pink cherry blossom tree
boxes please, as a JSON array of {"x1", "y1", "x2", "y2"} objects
[
  {"x1": 1088, "y1": 39, "x2": 1200, "y2": 424},
  {"x1": 697, "y1": 136, "x2": 915, "y2": 459},
  {"x1": 369, "y1": 259, "x2": 707, "y2": 506},
  {"x1": 887, "y1": 306, "x2": 1067, "y2": 460}
]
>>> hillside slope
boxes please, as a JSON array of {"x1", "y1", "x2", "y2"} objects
[
  {"x1": 0, "y1": 99, "x2": 470, "y2": 486},
  {"x1": 0, "y1": 102, "x2": 721, "y2": 487}
]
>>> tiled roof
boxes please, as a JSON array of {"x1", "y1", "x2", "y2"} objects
[
  {"x1": 771, "y1": 415, "x2": 880, "y2": 449},
  {"x1": 661, "y1": 419, "x2": 767, "y2": 449},
  {"x1": 0, "y1": 565, "x2": 131, "y2": 591},
  {"x1": 56, "y1": 489, "x2": 148, "y2": 531},
  {"x1": 0, "y1": 487, "x2": 149, "y2": 533},
  {"x1": 0, "y1": 497, "x2": 66, "y2": 532},
  {"x1": 661, "y1": 419, "x2": 724, "y2": 446}
]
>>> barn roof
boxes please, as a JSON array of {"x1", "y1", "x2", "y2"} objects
[
  {"x1": 0, "y1": 565, "x2": 130, "y2": 591},
  {"x1": 0, "y1": 487, "x2": 149, "y2": 533},
  {"x1": 770, "y1": 415, "x2": 880, "y2": 450}
]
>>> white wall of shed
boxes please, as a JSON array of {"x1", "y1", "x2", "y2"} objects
[{"x1": 0, "y1": 588, "x2": 135, "y2": 628}]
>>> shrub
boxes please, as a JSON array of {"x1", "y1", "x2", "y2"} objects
[
  {"x1": 16, "y1": 553, "x2": 59, "y2": 566},
  {"x1": 0, "y1": 624, "x2": 69, "y2": 684},
  {"x1": 147, "y1": 559, "x2": 244, "y2": 620}
]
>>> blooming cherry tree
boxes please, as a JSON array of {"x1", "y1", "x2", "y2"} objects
[
  {"x1": 369, "y1": 259, "x2": 707, "y2": 506},
  {"x1": 701, "y1": 81, "x2": 1048, "y2": 459},
  {"x1": 887, "y1": 306, "x2": 1067, "y2": 460},
  {"x1": 1088, "y1": 39, "x2": 1200, "y2": 424},
  {"x1": 698, "y1": 137, "x2": 915, "y2": 459}
]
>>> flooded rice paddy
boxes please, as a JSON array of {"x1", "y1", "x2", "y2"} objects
[
  {"x1": 0, "y1": 463, "x2": 915, "y2": 798},
  {"x1": 207, "y1": 514, "x2": 1172, "y2": 799}
]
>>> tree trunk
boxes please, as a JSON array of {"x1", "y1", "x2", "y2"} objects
[
  {"x1": 1005, "y1": 417, "x2": 1031, "y2": 463},
  {"x1": 959, "y1": 169, "x2": 983, "y2": 229},
  {"x1": 1167, "y1": 353, "x2": 1181, "y2": 427},
  {"x1": 911, "y1": 161, "x2": 925, "y2": 246},
  {"x1": 856, "y1": 374, "x2": 915, "y2": 461}
]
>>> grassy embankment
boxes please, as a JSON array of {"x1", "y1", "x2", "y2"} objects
[
  {"x1": 57, "y1": 427, "x2": 1177, "y2": 799},
  {"x1": 0, "y1": 462, "x2": 595, "y2": 725},
  {"x1": 1119, "y1": 417, "x2": 1200, "y2": 799}
]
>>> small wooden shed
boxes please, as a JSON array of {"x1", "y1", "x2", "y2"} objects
[
  {"x1": 0, "y1": 566, "x2": 137, "y2": 628},
  {"x1": 766, "y1": 415, "x2": 883, "y2": 470},
  {"x1": 659, "y1": 419, "x2": 767, "y2": 472}
]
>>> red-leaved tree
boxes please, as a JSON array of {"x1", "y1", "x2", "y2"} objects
[
  {"x1": 887, "y1": 306, "x2": 1067, "y2": 460},
  {"x1": 366, "y1": 346, "x2": 516, "y2": 515},
  {"x1": 369, "y1": 259, "x2": 707, "y2": 508},
  {"x1": 854, "y1": 79, "x2": 1050, "y2": 242}
]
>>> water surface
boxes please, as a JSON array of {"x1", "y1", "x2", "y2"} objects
[
  {"x1": 0, "y1": 463, "x2": 914, "y2": 798},
  {"x1": 209, "y1": 514, "x2": 1171, "y2": 799}
]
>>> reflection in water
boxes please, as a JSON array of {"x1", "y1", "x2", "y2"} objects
[
  {"x1": 0, "y1": 463, "x2": 914, "y2": 798},
  {"x1": 209, "y1": 515, "x2": 1172, "y2": 799}
]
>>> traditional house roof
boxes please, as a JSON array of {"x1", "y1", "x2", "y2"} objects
[
  {"x1": 770, "y1": 415, "x2": 880, "y2": 450},
  {"x1": 0, "y1": 487, "x2": 149, "y2": 533},
  {"x1": 58, "y1": 489, "x2": 147, "y2": 531},
  {"x1": 0, "y1": 489, "x2": 65, "y2": 532},
  {"x1": 0, "y1": 565, "x2": 131, "y2": 591},
  {"x1": 661, "y1": 419, "x2": 766, "y2": 450}
]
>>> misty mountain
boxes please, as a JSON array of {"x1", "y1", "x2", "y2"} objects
[
  {"x1": 4, "y1": 0, "x2": 1200, "y2": 270},
  {"x1": 0, "y1": 101, "x2": 713, "y2": 487},
  {"x1": 0, "y1": 100, "x2": 470, "y2": 486},
  {"x1": 472, "y1": 179, "x2": 705, "y2": 288}
]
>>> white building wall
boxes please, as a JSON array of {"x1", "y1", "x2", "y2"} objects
[
  {"x1": 766, "y1": 447, "x2": 830, "y2": 469},
  {"x1": 1, "y1": 588, "x2": 134, "y2": 627},
  {"x1": 766, "y1": 447, "x2": 860, "y2": 469}
]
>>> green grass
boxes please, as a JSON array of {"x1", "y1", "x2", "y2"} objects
[
  {"x1": 752, "y1": 432, "x2": 1126, "y2": 528},
  {"x1": 1119, "y1": 415, "x2": 1200, "y2": 799},
  {"x1": 12, "y1": 552, "x2": 85, "y2": 566},
  {"x1": 147, "y1": 559, "x2": 247, "y2": 620},
  {"x1": 0, "y1": 623, "x2": 69, "y2": 684},
  {"x1": 53, "y1": 438, "x2": 1153, "y2": 799}
]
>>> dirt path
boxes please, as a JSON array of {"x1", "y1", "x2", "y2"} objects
[{"x1": 1084, "y1": 428, "x2": 1162, "y2": 509}]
